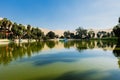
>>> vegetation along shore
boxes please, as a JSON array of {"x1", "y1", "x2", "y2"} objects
[{"x1": 0, "y1": 17, "x2": 120, "y2": 43}]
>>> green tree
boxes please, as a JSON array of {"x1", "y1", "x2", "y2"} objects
[
  {"x1": 88, "y1": 30, "x2": 95, "y2": 38},
  {"x1": 106, "y1": 32, "x2": 110, "y2": 37},
  {"x1": 113, "y1": 25, "x2": 120, "y2": 37},
  {"x1": 46, "y1": 31, "x2": 55, "y2": 39},
  {"x1": 70, "y1": 33, "x2": 75, "y2": 39},
  {"x1": 113, "y1": 17, "x2": 120, "y2": 38},
  {"x1": 97, "y1": 31, "x2": 101, "y2": 38},
  {"x1": 31, "y1": 27, "x2": 44, "y2": 41},
  {"x1": 110, "y1": 31, "x2": 115, "y2": 37},
  {"x1": 76, "y1": 27, "x2": 87, "y2": 39},
  {"x1": 64, "y1": 31, "x2": 70, "y2": 38},
  {"x1": 17, "y1": 24, "x2": 26, "y2": 40},
  {"x1": 0, "y1": 20, "x2": 2, "y2": 27},
  {"x1": 11, "y1": 22, "x2": 18, "y2": 38},
  {"x1": 36, "y1": 28, "x2": 44, "y2": 41},
  {"x1": 26, "y1": 24, "x2": 31, "y2": 39},
  {"x1": 0, "y1": 18, "x2": 12, "y2": 38}
]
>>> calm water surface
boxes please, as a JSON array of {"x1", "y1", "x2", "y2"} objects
[{"x1": 0, "y1": 40, "x2": 120, "y2": 80}]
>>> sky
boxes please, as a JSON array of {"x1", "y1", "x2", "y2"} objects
[{"x1": 0, "y1": 0, "x2": 120, "y2": 30}]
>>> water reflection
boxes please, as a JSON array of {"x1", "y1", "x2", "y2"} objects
[
  {"x1": 0, "y1": 42, "x2": 45, "y2": 65},
  {"x1": 46, "y1": 41, "x2": 56, "y2": 49},
  {"x1": 0, "y1": 40, "x2": 118, "y2": 65},
  {"x1": 113, "y1": 41, "x2": 120, "y2": 68}
]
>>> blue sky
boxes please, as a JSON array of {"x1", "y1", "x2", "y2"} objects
[{"x1": 0, "y1": 0, "x2": 120, "y2": 30}]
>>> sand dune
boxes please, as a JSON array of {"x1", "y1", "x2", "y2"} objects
[
  {"x1": 40, "y1": 27, "x2": 113, "y2": 37},
  {"x1": 40, "y1": 28, "x2": 65, "y2": 36},
  {"x1": 0, "y1": 17, "x2": 113, "y2": 37}
]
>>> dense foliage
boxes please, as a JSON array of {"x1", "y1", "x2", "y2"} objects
[
  {"x1": 0, "y1": 17, "x2": 118, "y2": 40},
  {"x1": 0, "y1": 18, "x2": 45, "y2": 41}
]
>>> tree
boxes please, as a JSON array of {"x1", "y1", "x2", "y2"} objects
[
  {"x1": 31, "y1": 27, "x2": 44, "y2": 41},
  {"x1": 17, "y1": 24, "x2": 25, "y2": 38},
  {"x1": 106, "y1": 32, "x2": 111, "y2": 37},
  {"x1": 113, "y1": 25, "x2": 120, "y2": 37},
  {"x1": 0, "y1": 20, "x2": 2, "y2": 27},
  {"x1": 11, "y1": 23, "x2": 26, "y2": 41},
  {"x1": 97, "y1": 32, "x2": 101, "y2": 38},
  {"x1": 88, "y1": 30, "x2": 95, "y2": 38},
  {"x1": 36, "y1": 28, "x2": 44, "y2": 41},
  {"x1": 97, "y1": 31, "x2": 107, "y2": 38},
  {"x1": 46, "y1": 31, "x2": 55, "y2": 39},
  {"x1": 0, "y1": 18, "x2": 12, "y2": 38},
  {"x1": 76, "y1": 27, "x2": 87, "y2": 39},
  {"x1": 110, "y1": 31, "x2": 115, "y2": 37},
  {"x1": 113, "y1": 17, "x2": 120, "y2": 38},
  {"x1": 101, "y1": 31, "x2": 107, "y2": 38},
  {"x1": 26, "y1": 24, "x2": 31, "y2": 39},
  {"x1": 70, "y1": 33, "x2": 75, "y2": 39},
  {"x1": 17, "y1": 24, "x2": 26, "y2": 40},
  {"x1": 11, "y1": 22, "x2": 18, "y2": 38},
  {"x1": 64, "y1": 31, "x2": 70, "y2": 38},
  {"x1": 7, "y1": 20, "x2": 12, "y2": 31}
]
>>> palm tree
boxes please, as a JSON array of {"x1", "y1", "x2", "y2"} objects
[
  {"x1": 27, "y1": 24, "x2": 31, "y2": 40},
  {"x1": 17, "y1": 24, "x2": 26, "y2": 42},
  {"x1": 0, "y1": 18, "x2": 12, "y2": 38},
  {"x1": 31, "y1": 27, "x2": 37, "y2": 40},
  {"x1": 0, "y1": 20, "x2": 2, "y2": 28},
  {"x1": 11, "y1": 22, "x2": 18, "y2": 38}
]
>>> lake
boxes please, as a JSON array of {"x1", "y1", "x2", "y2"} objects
[{"x1": 0, "y1": 40, "x2": 120, "y2": 80}]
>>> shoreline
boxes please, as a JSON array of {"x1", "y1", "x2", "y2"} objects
[
  {"x1": 0, "y1": 39, "x2": 36, "y2": 45},
  {"x1": 0, "y1": 37, "x2": 117, "y2": 45}
]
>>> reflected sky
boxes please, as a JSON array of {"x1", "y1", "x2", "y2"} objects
[
  {"x1": 0, "y1": 40, "x2": 120, "y2": 80},
  {"x1": 18, "y1": 49, "x2": 116, "y2": 66}
]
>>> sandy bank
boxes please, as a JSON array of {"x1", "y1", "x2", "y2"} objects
[{"x1": 0, "y1": 39, "x2": 36, "y2": 45}]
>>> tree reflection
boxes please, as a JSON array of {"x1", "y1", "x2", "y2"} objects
[
  {"x1": 46, "y1": 41, "x2": 56, "y2": 49},
  {"x1": 76, "y1": 41, "x2": 88, "y2": 52},
  {"x1": 0, "y1": 40, "x2": 117, "y2": 65},
  {"x1": 64, "y1": 41, "x2": 75, "y2": 49},
  {"x1": 0, "y1": 42, "x2": 45, "y2": 65},
  {"x1": 87, "y1": 41, "x2": 95, "y2": 49},
  {"x1": 113, "y1": 39, "x2": 120, "y2": 68},
  {"x1": 63, "y1": 40, "x2": 116, "y2": 52}
]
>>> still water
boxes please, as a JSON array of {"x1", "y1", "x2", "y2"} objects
[{"x1": 0, "y1": 40, "x2": 120, "y2": 80}]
